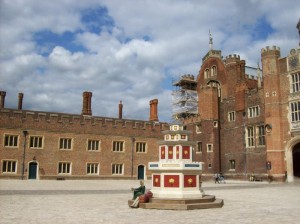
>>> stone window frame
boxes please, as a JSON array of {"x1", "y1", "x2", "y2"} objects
[
  {"x1": 248, "y1": 105, "x2": 260, "y2": 118},
  {"x1": 291, "y1": 72, "x2": 300, "y2": 93},
  {"x1": 112, "y1": 141, "x2": 125, "y2": 152},
  {"x1": 204, "y1": 68, "x2": 210, "y2": 79},
  {"x1": 213, "y1": 121, "x2": 218, "y2": 128},
  {"x1": 228, "y1": 111, "x2": 236, "y2": 122},
  {"x1": 211, "y1": 65, "x2": 217, "y2": 77},
  {"x1": 196, "y1": 141, "x2": 202, "y2": 153},
  {"x1": 86, "y1": 163, "x2": 99, "y2": 175},
  {"x1": 58, "y1": 162, "x2": 71, "y2": 174},
  {"x1": 2, "y1": 160, "x2": 17, "y2": 173},
  {"x1": 29, "y1": 135, "x2": 44, "y2": 149},
  {"x1": 4, "y1": 134, "x2": 19, "y2": 148},
  {"x1": 195, "y1": 123, "x2": 202, "y2": 134},
  {"x1": 59, "y1": 138, "x2": 73, "y2": 150},
  {"x1": 112, "y1": 163, "x2": 123, "y2": 175},
  {"x1": 229, "y1": 159, "x2": 236, "y2": 170},
  {"x1": 136, "y1": 142, "x2": 147, "y2": 153},
  {"x1": 207, "y1": 144, "x2": 213, "y2": 152},
  {"x1": 257, "y1": 125, "x2": 266, "y2": 146},
  {"x1": 87, "y1": 139, "x2": 100, "y2": 151},
  {"x1": 246, "y1": 126, "x2": 255, "y2": 147},
  {"x1": 290, "y1": 101, "x2": 300, "y2": 122}
]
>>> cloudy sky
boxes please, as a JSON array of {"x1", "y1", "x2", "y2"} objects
[{"x1": 0, "y1": 0, "x2": 299, "y2": 122}]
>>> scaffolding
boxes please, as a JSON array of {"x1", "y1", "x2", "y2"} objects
[{"x1": 172, "y1": 74, "x2": 198, "y2": 120}]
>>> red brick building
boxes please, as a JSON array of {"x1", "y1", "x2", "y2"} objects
[
  {"x1": 0, "y1": 92, "x2": 169, "y2": 180},
  {"x1": 176, "y1": 21, "x2": 300, "y2": 182},
  {"x1": 1, "y1": 21, "x2": 300, "y2": 182}
]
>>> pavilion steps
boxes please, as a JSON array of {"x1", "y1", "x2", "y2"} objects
[{"x1": 128, "y1": 195, "x2": 224, "y2": 210}]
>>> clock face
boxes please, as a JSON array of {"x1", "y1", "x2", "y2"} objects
[{"x1": 289, "y1": 56, "x2": 299, "y2": 69}]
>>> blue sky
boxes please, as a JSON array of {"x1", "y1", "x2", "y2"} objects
[{"x1": 0, "y1": 0, "x2": 299, "y2": 122}]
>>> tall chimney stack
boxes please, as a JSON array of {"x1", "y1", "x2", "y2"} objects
[
  {"x1": 0, "y1": 91, "x2": 6, "y2": 109},
  {"x1": 18, "y1": 93, "x2": 24, "y2": 110},
  {"x1": 119, "y1": 100, "x2": 123, "y2": 119},
  {"x1": 149, "y1": 99, "x2": 159, "y2": 122},
  {"x1": 81, "y1": 91, "x2": 92, "y2": 116}
]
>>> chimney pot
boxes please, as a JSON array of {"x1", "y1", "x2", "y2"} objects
[
  {"x1": 0, "y1": 91, "x2": 6, "y2": 109},
  {"x1": 119, "y1": 100, "x2": 123, "y2": 119},
  {"x1": 149, "y1": 99, "x2": 159, "y2": 122},
  {"x1": 82, "y1": 91, "x2": 92, "y2": 116},
  {"x1": 18, "y1": 92, "x2": 24, "y2": 110}
]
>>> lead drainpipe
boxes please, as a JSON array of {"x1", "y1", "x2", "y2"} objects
[
  {"x1": 21, "y1": 130, "x2": 28, "y2": 180},
  {"x1": 131, "y1": 137, "x2": 135, "y2": 179}
]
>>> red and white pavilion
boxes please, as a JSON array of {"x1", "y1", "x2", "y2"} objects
[{"x1": 149, "y1": 124, "x2": 204, "y2": 198}]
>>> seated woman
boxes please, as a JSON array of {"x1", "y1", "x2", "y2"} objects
[{"x1": 131, "y1": 180, "x2": 145, "y2": 199}]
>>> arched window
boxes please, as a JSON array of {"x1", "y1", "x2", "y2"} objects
[
  {"x1": 204, "y1": 69, "x2": 210, "y2": 79},
  {"x1": 211, "y1": 66, "x2": 217, "y2": 76}
]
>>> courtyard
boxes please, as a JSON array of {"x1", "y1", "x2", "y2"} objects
[{"x1": 0, "y1": 179, "x2": 299, "y2": 224}]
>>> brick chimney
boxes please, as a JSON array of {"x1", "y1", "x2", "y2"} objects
[
  {"x1": 149, "y1": 99, "x2": 159, "y2": 122},
  {"x1": 18, "y1": 93, "x2": 24, "y2": 110},
  {"x1": 0, "y1": 91, "x2": 6, "y2": 109},
  {"x1": 81, "y1": 91, "x2": 92, "y2": 116},
  {"x1": 119, "y1": 100, "x2": 123, "y2": 119}
]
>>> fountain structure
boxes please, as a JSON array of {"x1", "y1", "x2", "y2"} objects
[{"x1": 128, "y1": 124, "x2": 223, "y2": 210}]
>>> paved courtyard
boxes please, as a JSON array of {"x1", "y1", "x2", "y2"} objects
[{"x1": 0, "y1": 179, "x2": 299, "y2": 224}]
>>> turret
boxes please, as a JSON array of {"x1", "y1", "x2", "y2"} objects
[{"x1": 261, "y1": 46, "x2": 281, "y2": 75}]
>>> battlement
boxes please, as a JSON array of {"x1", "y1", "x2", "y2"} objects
[
  {"x1": 261, "y1": 46, "x2": 281, "y2": 57},
  {"x1": 0, "y1": 109, "x2": 169, "y2": 137},
  {"x1": 224, "y1": 54, "x2": 241, "y2": 64}
]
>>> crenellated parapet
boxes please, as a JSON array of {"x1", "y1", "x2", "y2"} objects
[
  {"x1": 0, "y1": 109, "x2": 169, "y2": 137},
  {"x1": 223, "y1": 54, "x2": 241, "y2": 65},
  {"x1": 261, "y1": 46, "x2": 281, "y2": 58}
]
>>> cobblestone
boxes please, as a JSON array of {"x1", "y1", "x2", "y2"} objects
[{"x1": 0, "y1": 179, "x2": 299, "y2": 224}]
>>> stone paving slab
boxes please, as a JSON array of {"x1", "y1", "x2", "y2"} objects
[{"x1": 0, "y1": 179, "x2": 300, "y2": 224}]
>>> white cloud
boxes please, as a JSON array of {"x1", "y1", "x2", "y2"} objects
[{"x1": 1, "y1": 0, "x2": 300, "y2": 122}]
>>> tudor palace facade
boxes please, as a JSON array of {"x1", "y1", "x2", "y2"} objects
[
  {"x1": 175, "y1": 20, "x2": 300, "y2": 182},
  {"x1": 0, "y1": 93, "x2": 169, "y2": 180},
  {"x1": 1, "y1": 21, "x2": 300, "y2": 182}
]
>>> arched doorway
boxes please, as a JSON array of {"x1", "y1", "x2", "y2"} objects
[
  {"x1": 137, "y1": 165, "x2": 145, "y2": 180},
  {"x1": 286, "y1": 137, "x2": 300, "y2": 182},
  {"x1": 293, "y1": 143, "x2": 300, "y2": 178},
  {"x1": 28, "y1": 162, "x2": 38, "y2": 180}
]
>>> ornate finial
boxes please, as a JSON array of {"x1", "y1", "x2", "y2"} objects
[{"x1": 209, "y1": 30, "x2": 213, "y2": 50}]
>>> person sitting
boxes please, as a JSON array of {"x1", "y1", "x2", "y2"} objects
[{"x1": 131, "y1": 180, "x2": 146, "y2": 200}]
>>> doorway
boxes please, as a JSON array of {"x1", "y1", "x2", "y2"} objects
[
  {"x1": 293, "y1": 143, "x2": 300, "y2": 178},
  {"x1": 28, "y1": 162, "x2": 38, "y2": 179},
  {"x1": 137, "y1": 165, "x2": 145, "y2": 180}
]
